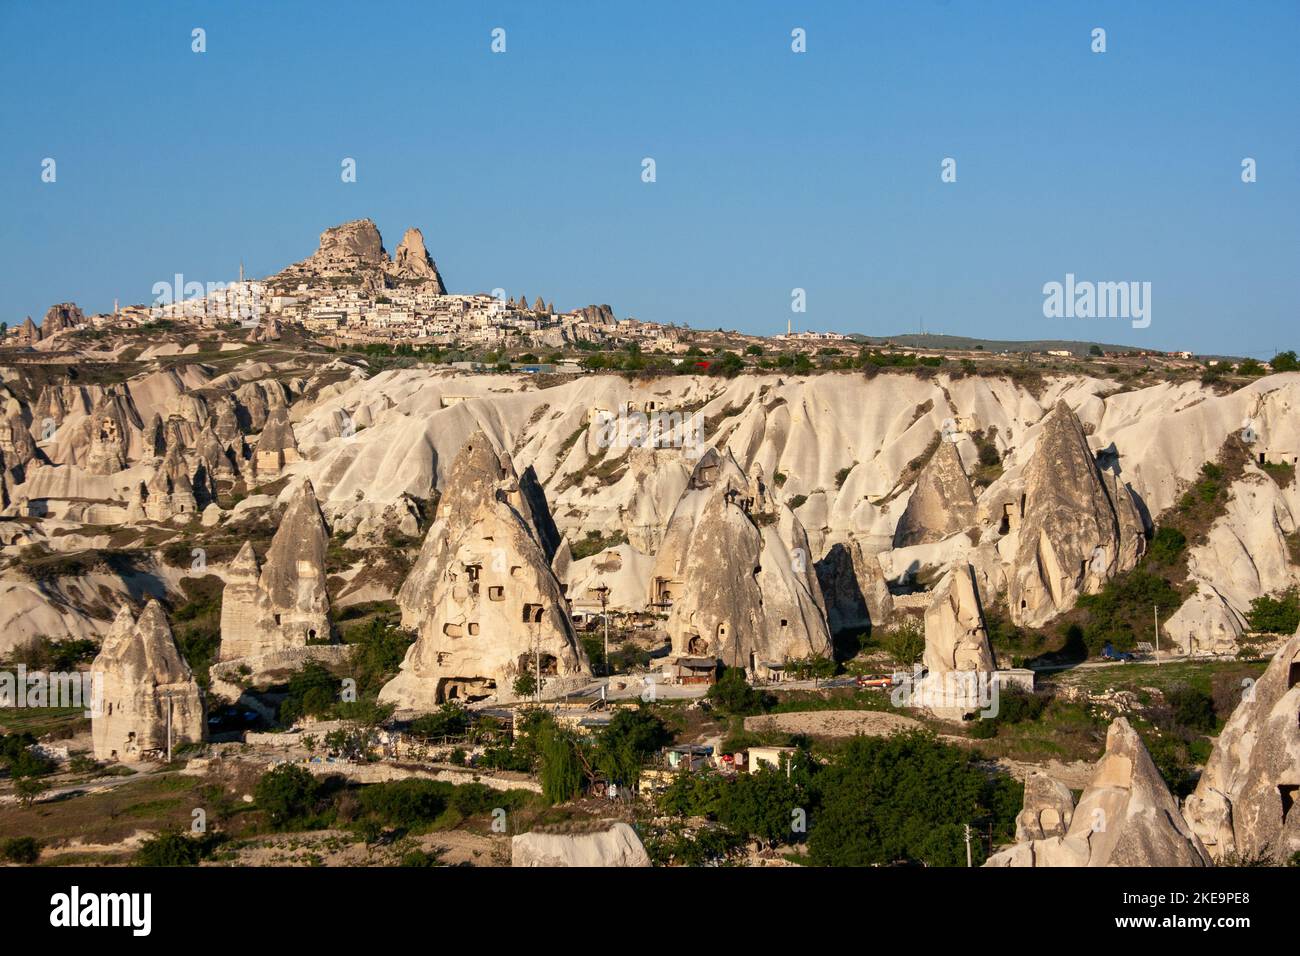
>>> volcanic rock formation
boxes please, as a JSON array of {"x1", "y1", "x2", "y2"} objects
[
  {"x1": 390, "y1": 227, "x2": 446, "y2": 291},
  {"x1": 654, "y1": 449, "x2": 831, "y2": 668},
  {"x1": 893, "y1": 439, "x2": 977, "y2": 547},
  {"x1": 512, "y1": 822, "x2": 651, "y2": 867},
  {"x1": 1184, "y1": 628, "x2": 1300, "y2": 863},
  {"x1": 218, "y1": 480, "x2": 331, "y2": 661},
  {"x1": 1005, "y1": 401, "x2": 1145, "y2": 627},
  {"x1": 985, "y1": 717, "x2": 1210, "y2": 866},
  {"x1": 91, "y1": 601, "x2": 205, "y2": 762},
  {"x1": 380, "y1": 433, "x2": 590, "y2": 708}
]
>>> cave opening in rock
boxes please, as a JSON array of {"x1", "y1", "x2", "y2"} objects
[{"x1": 1280, "y1": 784, "x2": 1298, "y2": 825}]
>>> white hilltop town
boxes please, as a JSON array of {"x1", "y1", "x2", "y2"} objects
[{"x1": 0, "y1": 217, "x2": 1297, "y2": 870}]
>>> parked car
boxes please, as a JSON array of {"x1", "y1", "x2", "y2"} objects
[{"x1": 856, "y1": 674, "x2": 895, "y2": 689}]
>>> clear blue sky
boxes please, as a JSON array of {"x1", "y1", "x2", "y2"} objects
[{"x1": 2, "y1": 1, "x2": 1296, "y2": 356}]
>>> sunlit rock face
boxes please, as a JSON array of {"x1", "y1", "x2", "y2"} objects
[
  {"x1": 218, "y1": 479, "x2": 331, "y2": 661},
  {"x1": 985, "y1": 718, "x2": 1210, "y2": 867},
  {"x1": 381, "y1": 432, "x2": 589, "y2": 709},
  {"x1": 1185, "y1": 629, "x2": 1300, "y2": 863},
  {"x1": 893, "y1": 439, "x2": 977, "y2": 547},
  {"x1": 1007, "y1": 401, "x2": 1145, "y2": 627},
  {"x1": 652, "y1": 448, "x2": 830, "y2": 669},
  {"x1": 92, "y1": 602, "x2": 204, "y2": 762}
]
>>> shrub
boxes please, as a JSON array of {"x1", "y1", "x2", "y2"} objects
[
  {"x1": 0, "y1": 836, "x2": 41, "y2": 864},
  {"x1": 135, "y1": 832, "x2": 219, "y2": 866},
  {"x1": 706, "y1": 668, "x2": 768, "y2": 716},
  {"x1": 408, "y1": 703, "x2": 471, "y2": 741},
  {"x1": 1165, "y1": 684, "x2": 1217, "y2": 733},
  {"x1": 1148, "y1": 526, "x2": 1187, "y2": 565},
  {"x1": 882, "y1": 618, "x2": 925, "y2": 666},
  {"x1": 254, "y1": 764, "x2": 322, "y2": 828},
  {"x1": 1246, "y1": 588, "x2": 1300, "y2": 634}
]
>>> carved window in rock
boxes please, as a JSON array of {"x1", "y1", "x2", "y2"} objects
[
  {"x1": 686, "y1": 635, "x2": 707, "y2": 655},
  {"x1": 488, "y1": 585, "x2": 505, "y2": 601},
  {"x1": 999, "y1": 503, "x2": 1017, "y2": 535},
  {"x1": 468, "y1": 622, "x2": 480, "y2": 636},
  {"x1": 443, "y1": 623, "x2": 464, "y2": 638},
  {"x1": 522, "y1": 603, "x2": 544, "y2": 623},
  {"x1": 510, "y1": 566, "x2": 522, "y2": 578},
  {"x1": 780, "y1": 619, "x2": 788, "y2": 627},
  {"x1": 1288, "y1": 658, "x2": 1299, "y2": 691},
  {"x1": 1281, "y1": 785, "x2": 1298, "y2": 826}
]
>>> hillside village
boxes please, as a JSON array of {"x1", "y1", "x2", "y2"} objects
[{"x1": 1, "y1": 220, "x2": 1298, "y2": 869}]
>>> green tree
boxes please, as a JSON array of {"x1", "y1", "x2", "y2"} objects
[
  {"x1": 1270, "y1": 350, "x2": 1299, "y2": 372},
  {"x1": 807, "y1": 731, "x2": 1020, "y2": 867},
  {"x1": 536, "y1": 717, "x2": 585, "y2": 805},
  {"x1": 1246, "y1": 588, "x2": 1300, "y2": 634},
  {"x1": 706, "y1": 668, "x2": 767, "y2": 716},
  {"x1": 0, "y1": 836, "x2": 41, "y2": 864},
  {"x1": 593, "y1": 707, "x2": 671, "y2": 788},
  {"x1": 254, "y1": 764, "x2": 321, "y2": 828}
]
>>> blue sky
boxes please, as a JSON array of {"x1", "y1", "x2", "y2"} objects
[{"x1": 1, "y1": 1, "x2": 1296, "y2": 355}]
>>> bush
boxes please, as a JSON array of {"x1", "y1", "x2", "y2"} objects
[
  {"x1": 807, "y1": 731, "x2": 1020, "y2": 866},
  {"x1": 706, "y1": 668, "x2": 768, "y2": 716},
  {"x1": 593, "y1": 707, "x2": 672, "y2": 788},
  {"x1": 537, "y1": 717, "x2": 585, "y2": 805},
  {"x1": 1147, "y1": 526, "x2": 1186, "y2": 565},
  {"x1": 1166, "y1": 683, "x2": 1217, "y2": 733},
  {"x1": 1270, "y1": 350, "x2": 1299, "y2": 372},
  {"x1": 408, "y1": 703, "x2": 471, "y2": 741},
  {"x1": 882, "y1": 618, "x2": 925, "y2": 666},
  {"x1": 278, "y1": 662, "x2": 342, "y2": 725},
  {"x1": 400, "y1": 849, "x2": 444, "y2": 867},
  {"x1": 1246, "y1": 588, "x2": 1300, "y2": 634},
  {"x1": 357, "y1": 779, "x2": 450, "y2": 828},
  {"x1": 0, "y1": 836, "x2": 41, "y2": 864},
  {"x1": 254, "y1": 764, "x2": 323, "y2": 828},
  {"x1": 135, "y1": 832, "x2": 219, "y2": 867}
]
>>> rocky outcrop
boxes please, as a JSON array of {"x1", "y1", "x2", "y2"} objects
[
  {"x1": 40, "y1": 302, "x2": 85, "y2": 339},
  {"x1": 1184, "y1": 629, "x2": 1300, "y2": 863},
  {"x1": 380, "y1": 433, "x2": 590, "y2": 709},
  {"x1": 143, "y1": 445, "x2": 198, "y2": 520},
  {"x1": 1015, "y1": 772, "x2": 1076, "y2": 842},
  {"x1": 254, "y1": 405, "x2": 299, "y2": 477},
  {"x1": 273, "y1": 219, "x2": 446, "y2": 293},
  {"x1": 893, "y1": 440, "x2": 977, "y2": 547},
  {"x1": 511, "y1": 822, "x2": 651, "y2": 867},
  {"x1": 91, "y1": 602, "x2": 205, "y2": 762},
  {"x1": 923, "y1": 563, "x2": 995, "y2": 676},
  {"x1": 985, "y1": 718, "x2": 1210, "y2": 867},
  {"x1": 815, "y1": 538, "x2": 894, "y2": 633},
  {"x1": 655, "y1": 450, "x2": 831, "y2": 668},
  {"x1": 218, "y1": 480, "x2": 331, "y2": 661},
  {"x1": 1006, "y1": 401, "x2": 1145, "y2": 627},
  {"x1": 83, "y1": 390, "x2": 134, "y2": 475},
  {"x1": 389, "y1": 227, "x2": 446, "y2": 291},
  {"x1": 0, "y1": 414, "x2": 38, "y2": 483}
]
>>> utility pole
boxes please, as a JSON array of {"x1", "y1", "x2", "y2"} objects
[
  {"x1": 1154, "y1": 605, "x2": 1160, "y2": 665},
  {"x1": 533, "y1": 618, "x2": 541, "y2": 704},
  {"x1": 597, "y1": 584, "x2": 610, "y2": 679},
  {"x1": 166, "y1": 695, "x2": 173, "y2": 763},
  {"x1": 964, "y1": 823, "x2": 973, "y2": 867}
]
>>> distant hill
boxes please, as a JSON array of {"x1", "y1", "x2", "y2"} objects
[{"x1": 845, "y1": 332, "x2": 1243, "y2": 361}]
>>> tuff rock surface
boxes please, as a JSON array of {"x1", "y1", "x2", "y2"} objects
[
  {"x1": 1184, "y1": 628, "x2": 1300, "y2": 863},
  {"x1": 985, "y1": 718, "x2": 1210, "y2": 867},
  {"x1": 91, "y1": 601, "x2": 205, "y2": 762}
]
